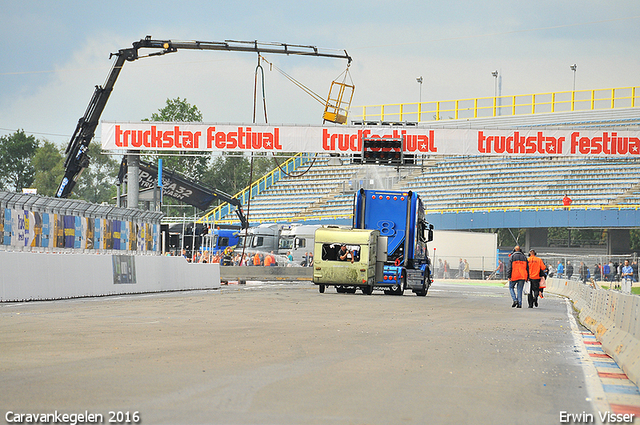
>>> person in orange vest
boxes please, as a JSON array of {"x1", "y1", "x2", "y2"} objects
[
  {"x1": 264, "y1": 251, "x2": 275, "y2": 267},
  {"x1": 253, "y1": 252, "x2": 261, "y2": 266},
  {"x1": 527, "y1": 249, "x2": 546, "y2": 308},
  {"x1": 507, "y1": 246, "x2": 529, "y2": 308}
]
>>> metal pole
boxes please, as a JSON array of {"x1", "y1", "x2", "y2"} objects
[{"x1": 126, "y1": 152, "x2": 140, "y2": 209}]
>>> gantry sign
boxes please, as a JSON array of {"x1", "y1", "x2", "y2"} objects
[{"x1": 102, "y1": 122, "x2": 640, "y2": 158}]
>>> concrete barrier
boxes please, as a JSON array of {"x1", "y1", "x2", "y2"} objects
[
  {"x1": 0, "y1": 251, "x2": 220, "y2": 302},
  {"x1": 547, "y1": 277, "x2": 640, "y2": 385},
  {"x1": 220, "y1": 265, "x2": 313, "y2": 282}
]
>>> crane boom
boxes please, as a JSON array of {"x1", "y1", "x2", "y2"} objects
[{"x1": 55, "y1": 36, "x2": 352, "y2": 199}]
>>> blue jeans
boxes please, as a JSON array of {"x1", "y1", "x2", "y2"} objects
[{"x1": 509, "y1": 280, "x2": 525, "y2": 305}]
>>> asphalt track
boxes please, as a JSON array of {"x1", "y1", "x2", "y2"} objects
[{"x1": 0, "y1": 280, "x2": 608, "y2": 425}]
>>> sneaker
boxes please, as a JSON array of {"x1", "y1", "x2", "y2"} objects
[
  {"x1": 517, "y1": 303, "x2": 522, "y2": 308},
  {"x1": 534, "y1": 299, "x2": 538, "y2": 307},
  {"x1": 540, "y1": 293, "x2": 544, "y2": 299},
  {"x1": 512, "y1": 300, "x2": 518, "y2": 308}
]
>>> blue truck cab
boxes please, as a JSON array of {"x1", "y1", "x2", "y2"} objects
[{"x1": 314, "y1": 188, "x2": 433, "y2": 296}]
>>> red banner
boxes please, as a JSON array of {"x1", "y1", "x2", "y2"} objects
[{"x1": 101, "y1": 122, "x2": 640, "y2": 157}]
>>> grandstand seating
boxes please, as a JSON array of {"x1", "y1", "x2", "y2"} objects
[
  {"x1": 220, "y1": 155, "x2": 640, "y2": 225},
  {"x1": 212, "y1": 109, "x2": 640, "y2": 226}
]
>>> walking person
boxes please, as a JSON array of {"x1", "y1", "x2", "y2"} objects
[
  {"x1": 463, "y1": 259, "x2": 470, "y2": 279},
  {"x1": 527, "y1": 250, "x2": 546, "y2": 308},
  {"x1": 507, "y1": 246, "x2": 529, "y2": 309}
]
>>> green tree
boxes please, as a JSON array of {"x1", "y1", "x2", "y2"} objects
[
  {"x1": 144, "y1": 97, "x2": 208, "y2": 181},
  {"x1": 72, "y1": 143, "x2": 119, "y2": 203},
  {"x1": 32, "y1": 141, "x2": 64, "y2": 196},
  {"x1": 0, "y1": 130, "x2": 39, "y2": 192},
  {"x1": 631, "y1": 230, "x2": 640, "y2": 252},
  {"x1": 149, "y1": 97, "x2": 203, "y2": 122},
  {"x1": 203, "y1": 154, "x2": 251, "y2": 197}
]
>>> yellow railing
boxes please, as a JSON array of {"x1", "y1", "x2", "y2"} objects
[
  {"x1": 197, "y1": 153, "x2": 313, "y2": 224},
  {"x1": 423, "y1": 204, "x2": 640, "y2": 215},
  {"x1": 351, "y1": 86, "x2": 639, "y2": 123},
  {"x1": 202, "y1": 203, "x2": 640, "y2": 226}
]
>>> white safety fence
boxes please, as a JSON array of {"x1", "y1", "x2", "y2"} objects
[{"x1": 547, "y1": 277, "x2": 640, "y2": 385}]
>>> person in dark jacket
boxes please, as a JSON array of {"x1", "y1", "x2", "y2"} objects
[
  {"x1": 566, "y1": 261, "x2": 574, "y2": 279},
  {"x1": 507, "y1": 246, "x2": 529, "y2": 308}
]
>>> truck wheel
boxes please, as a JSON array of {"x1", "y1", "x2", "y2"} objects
[
  {"x1": 415, "y1": 279, "x2": 429, "y2": 296},
  {"x1": 362, "y1": 285, "x2": 373, "y2": 295},
  {"x1": 319, "y1": 284, "x2": 325, "y2": 293}
]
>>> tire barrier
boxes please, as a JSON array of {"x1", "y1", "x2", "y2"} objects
[{"x1": 546, "y1": 277, "x2": 640, "y2": 386}]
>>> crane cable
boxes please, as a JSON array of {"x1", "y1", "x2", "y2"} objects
[
  {"x1": 255, "y1": 54, "x2": 318, "y2": 178},
  {"x1": 259, "y1": 55, "x2": 326, "y2": 106},
  {"x1": 238, "y1": 55, "x2": 266, "y2": 265}
]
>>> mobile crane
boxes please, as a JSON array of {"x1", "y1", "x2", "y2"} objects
[{"x1": 56, "y1": 36, "x2": 352, "y2": 199}]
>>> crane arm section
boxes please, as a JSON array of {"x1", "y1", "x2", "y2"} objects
[{"x1": 56, "y1": 36, "x2": 352, "y2": 199}]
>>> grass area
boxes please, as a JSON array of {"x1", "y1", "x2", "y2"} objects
[{"x1": 598, "y1": 284, "x2": 640, "y2": 295}]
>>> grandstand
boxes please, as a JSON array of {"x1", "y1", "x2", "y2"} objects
[{"x1": 202, "y1": 86, "x2": 640, "y2": 228}]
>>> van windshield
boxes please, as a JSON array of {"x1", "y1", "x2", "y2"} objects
[{"x1": 279, "y1": 237, "x2": 294, "y2": 250}]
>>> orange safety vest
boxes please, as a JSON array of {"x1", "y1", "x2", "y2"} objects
[
  {"x1": 508, "y1": 251, "x2": 529, "y2": 281},
  {"x1": 253, "y1": 253, "x2": 261, "y2": 266},
  {"x1": 528, "y1": 255, "x2": 546, "y2": 280}
]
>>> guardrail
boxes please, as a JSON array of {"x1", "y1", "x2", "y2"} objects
[
  {"x1": 351, "y1": 86, "x2": 640, "y2": 123},
  {"x1": 546, "y1": 277, "x2": 640, "y2": 386}
]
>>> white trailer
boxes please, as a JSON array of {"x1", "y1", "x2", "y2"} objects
[{"x1": 429, "y1": 230, "x2": 498, "y2": 278}]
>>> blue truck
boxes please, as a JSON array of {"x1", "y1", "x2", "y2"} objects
[{"x1": 313, "y1": 189, "x2": 433, "y2": 296}]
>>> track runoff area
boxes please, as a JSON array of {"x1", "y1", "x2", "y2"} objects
[{"x1": 2, "y1": 279, "x2": 638, "y2": 425}]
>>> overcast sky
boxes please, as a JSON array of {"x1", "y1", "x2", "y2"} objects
[{"x1": 1, "y1": 1, "x2": 639, "y2": 146}]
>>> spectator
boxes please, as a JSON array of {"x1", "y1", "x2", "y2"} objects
[
  {"x1": 607, "y1": 260, "x2": 615, "y2": 282},
  {"x1": 556, "y1": 261, "x2": 564, "y2": 278},
  {"x1": 621, "y1": 260, "x2": 634, "y2": 294},
  {"x1": 633, "y1": 260, "x2": 638, "y2": 282},
  {"x1": 579, "y1": 262, "x2": 589, "y2": 284},
  {"x1": 563, "y1": 194, "x2": 572, "y2": 209},
  {"x1": 566, "y1": 261, "x2": 574, "y2": 279},
  {"x1": 463, "y1": 259, "x2": 470, "y2": 279},
  {"x1": 443, "y1": 260, "x2": 450, "y2": 279},
  {"x1": 593, "y1": 263, "x2": 601, "y2": 281},
  {"x1": 603, "y1": 262, "x2": 611, "y2": 283},
  {"x1": 458, "y1": 258, "x2": 464, "y2": 278}
]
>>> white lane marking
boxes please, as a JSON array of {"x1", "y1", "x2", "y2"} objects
[{"x1": 565, "y1": 297, "x2": 608, "y2": 424}]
